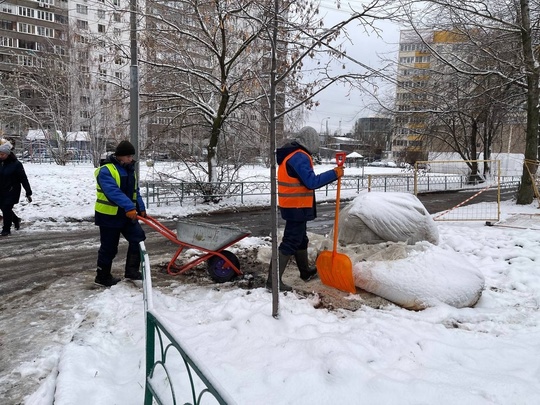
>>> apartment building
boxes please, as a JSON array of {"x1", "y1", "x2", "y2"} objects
[
  {"x1": 0, "y1": 0, "x2": 68, "y2": 145},
  {"x1": 1, "y1": 0, "x2": 283, "y2": 162},
  {"x1": 0, "y1": 0, "x2": 131, "y2": 154},
  {"x1": 394, "y1": 29, "x2": 526, "y2": 164},
  {"x1": 393, "y1": 29, "x2": 432, "y2": 163}
]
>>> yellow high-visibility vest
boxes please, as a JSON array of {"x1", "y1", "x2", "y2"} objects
[{"x1": 94, "y1": 163, "x2": 137, "y2": 215}]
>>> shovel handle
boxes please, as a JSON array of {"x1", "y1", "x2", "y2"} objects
[
  {"x1": 333, "y1": 153, "x2": 346, "y2": 253},
  {"x1": 336, "y1": 152, "x2": 346, "y2": 167}
]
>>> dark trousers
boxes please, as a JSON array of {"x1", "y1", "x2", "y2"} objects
[
  {"x1": 279, "y1": 220, "x2": 309, "y2": 256},
  {"x1": 1, "y1": 204, "x2": 17, "y2": 232},
  {"x1": 97, "y1": 221, "x2": 146, "y2": 269}
]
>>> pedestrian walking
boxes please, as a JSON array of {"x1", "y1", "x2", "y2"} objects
[
  {"x1": 267, "y1": 128, "x2": 344, "y2": 291},
  {"x1": 0, "y1": 140, "x2": 32, "y2": 236},
  {"x1": 94, "y1": 140, "x2": 147, "y2": 286}
]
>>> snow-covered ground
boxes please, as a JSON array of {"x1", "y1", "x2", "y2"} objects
[{"x1": 5, "y1": 158, "x2": 540, "y2": 404}]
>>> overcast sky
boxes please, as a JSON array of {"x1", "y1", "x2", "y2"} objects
[{"x1": 302, "y1": 4, "x2": 401, "y2": 135}]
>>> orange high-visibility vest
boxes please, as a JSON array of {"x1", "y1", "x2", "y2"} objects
[{"x1": 278, "y1": 150, "x2": 314, "y2": 208}]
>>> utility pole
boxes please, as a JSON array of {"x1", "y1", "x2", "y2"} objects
[{"x1": 130, "y1": 0, "x2": 139, "y2": 173}]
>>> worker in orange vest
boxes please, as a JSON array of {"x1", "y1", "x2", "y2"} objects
[{"x1": 267, "y1": 128, "x2": 344, "y2": 291}]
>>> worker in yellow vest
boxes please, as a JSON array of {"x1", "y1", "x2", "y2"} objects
[
  {"x1": 94, "y1": 140, "x2": 147, "y2": 287},
  {"x1": 267, "y1": 127, "x2": 344, "y2": 291}
]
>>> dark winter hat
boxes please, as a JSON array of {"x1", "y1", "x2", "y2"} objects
[{"x1": 115, "y1": 140, "x2": 136, "y2": 156}]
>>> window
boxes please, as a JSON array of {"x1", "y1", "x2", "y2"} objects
[
  {"x1": 0, "y1": 37, "x2": 14, "y2": 47},
  {"x1": 0, "y1": 20, "x2": 14, "y2": 30},
  {"x1": 98, "y1": 24, "x2": 105, "y2": 33},
  {"x1": 113, "y1": 13, "x2": 121, "y2": 22},
  {"x1": 80, "y1": 110, "x2": 89, "y2": 118},
  {"x1": 80, "y1": 95, "x2": 90, "y2": 104},
  {"x1": 97, "y1": 9, "x2": 105, "y2": 18},
  {"x1": 115, "y1": 71, "x2": 122, "y2": 79},
  {"x1": 18, "y1": 23, "x2": 36, "y2": 34},
  {"x1": 415, "y1": 55, "x2": 430, "y2": 63},
  {"x1": 18, "y1": 7, "x2": 35, "y2": 17},
  {"x1": 37, "y1": 11, "x2": 53, "y2": 21},
  {"x1": 76, "y1": 20, "x2": 88, "y2": 30},
  {"x1": 37, "y1": 26, "x2": 54, "y2": 37},
  {"x1": 400, "y1": 43, "x2": 428, "y2": 52},
  {"x1": 18, "y1": 55, "x2": 38, "y2": 66},
  {"x1": 76, "y1": 4, "x2": 88, "y2": 14},
  {"x1": 399, "y1": 56, "x2": 414, "y2": 64},
  {"x1": 75, "y1": 34, "x2": 87, "y2": 43}
]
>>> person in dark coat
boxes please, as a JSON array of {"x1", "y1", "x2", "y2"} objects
[
  {"x1": 267, "y1": 128, "x2": 344, "y2": 291},
  {"x1": 0, "y1": 141, "x2": 32, "y2": 236},
  {"x1": 94, "y1": 140, "x2": 147, "y2": 286}
]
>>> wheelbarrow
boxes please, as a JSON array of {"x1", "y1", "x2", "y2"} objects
[{"x1": 137, "y1": 215, "x2": 251, "y2": 283}]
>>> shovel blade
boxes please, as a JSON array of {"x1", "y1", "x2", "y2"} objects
[{"x1": 316, "y1": 251, "x2": 356, "y2": 294}]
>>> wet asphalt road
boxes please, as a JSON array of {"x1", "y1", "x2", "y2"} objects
[{"x1": 192, "y1": 186, "x2": 517, "y2": 236}]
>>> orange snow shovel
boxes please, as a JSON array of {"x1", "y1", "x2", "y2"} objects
[{"x1": 316, "y1": 152, "x2": 356, "y2": 294}]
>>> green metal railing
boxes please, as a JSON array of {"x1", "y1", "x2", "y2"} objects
[{"x1": 140, "y1": 242, "x2": 235, "y2": 405}]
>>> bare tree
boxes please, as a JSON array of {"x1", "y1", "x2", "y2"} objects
[
  {"x1": 138, "y1": 0, "x2": 399, "y2": 189},
  {"x1": 401, "y1": 0, "x2": 540, "y2": 203}
]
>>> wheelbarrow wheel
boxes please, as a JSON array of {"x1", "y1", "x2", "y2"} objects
[{"x1": 207, "y1": 250, "x2": 240, "y2": 283}]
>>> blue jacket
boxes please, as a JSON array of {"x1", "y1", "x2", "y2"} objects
[
  {"x1": 0, "y1": 152, "x2": 32, "y2": 206},
  {"x1": 276, "y1": 141, "x2": 337, "y2": 222},
  {"x1": 94, "y1": 155, "x2": 146, "y2": 228}
]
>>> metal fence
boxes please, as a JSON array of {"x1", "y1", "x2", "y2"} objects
[
  {"x1": 140, "y1": 242, "x2": 235, "y2": 405},
  {"x1": 141, "y1": 174, "x2": 521, "y2": 207}
]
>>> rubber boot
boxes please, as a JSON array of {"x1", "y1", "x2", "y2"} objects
[
  {"x1": 265, "y1": 252, "x2": 293, "y2": 292},
  {"x1": 124, "y1": 250, "x2": 143, "y2": 280},
  {"x1": 95, "y1": 265, "x2": 120, "y2": 287},
  {"x1": 295, "y1": 249, "x2": 318, "y2": 281}
]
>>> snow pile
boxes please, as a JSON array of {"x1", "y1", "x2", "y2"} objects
[
  {"x1": 316, "y1": 192, "x2": 483, "y2": 309},
  {"x1": 353, "y1": 243, "x2": 485, "y2": 310},
  {"x1": 338, "y1": 191, "x2": 439, "y2": 245}
]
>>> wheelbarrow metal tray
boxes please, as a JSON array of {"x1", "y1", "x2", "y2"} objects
[{"x1": 176, "y1": 219, "x2": 251, "y2": 251}]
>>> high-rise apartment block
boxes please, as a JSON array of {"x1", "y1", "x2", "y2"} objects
[
  {"x1": 1, "y1": 0, "x2": 132, "y2": 154},
  {"x1": 393, "y1": 29, "x2": 432, "y2": 163},
  {"x1": 394, "y1": 29, "x2": 526, "y2": 164}
]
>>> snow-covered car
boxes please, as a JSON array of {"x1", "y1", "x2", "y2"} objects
[{"x1": 368, "y1": 160, "x2": 385, "y2": 167}]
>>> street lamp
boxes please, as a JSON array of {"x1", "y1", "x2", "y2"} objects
[
  {"x1": 319, "y1": 116, "x2": 330, "y2": 136},
  {"x1": 319, "y1": 117, "x2": 330, "y2": 159}
]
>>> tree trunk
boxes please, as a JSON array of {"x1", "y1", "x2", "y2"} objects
[
  {"x1": 468, "y1": 120, "x2": 481, "y2": 183},
  {"x1": 207, "y1": 87, "x2": 230, "y2": 185},
  {"x1": 516, "y1": 0, "x2": 539, "y2": 204}
]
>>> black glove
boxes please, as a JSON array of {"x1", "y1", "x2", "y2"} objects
[{"x1": 26, "y1": 195, "x2": 32, "y2": 203}]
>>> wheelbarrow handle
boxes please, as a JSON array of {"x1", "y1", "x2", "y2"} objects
[{"x1": 137, "y1": 215, "x2": 178, "y2": 243}]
